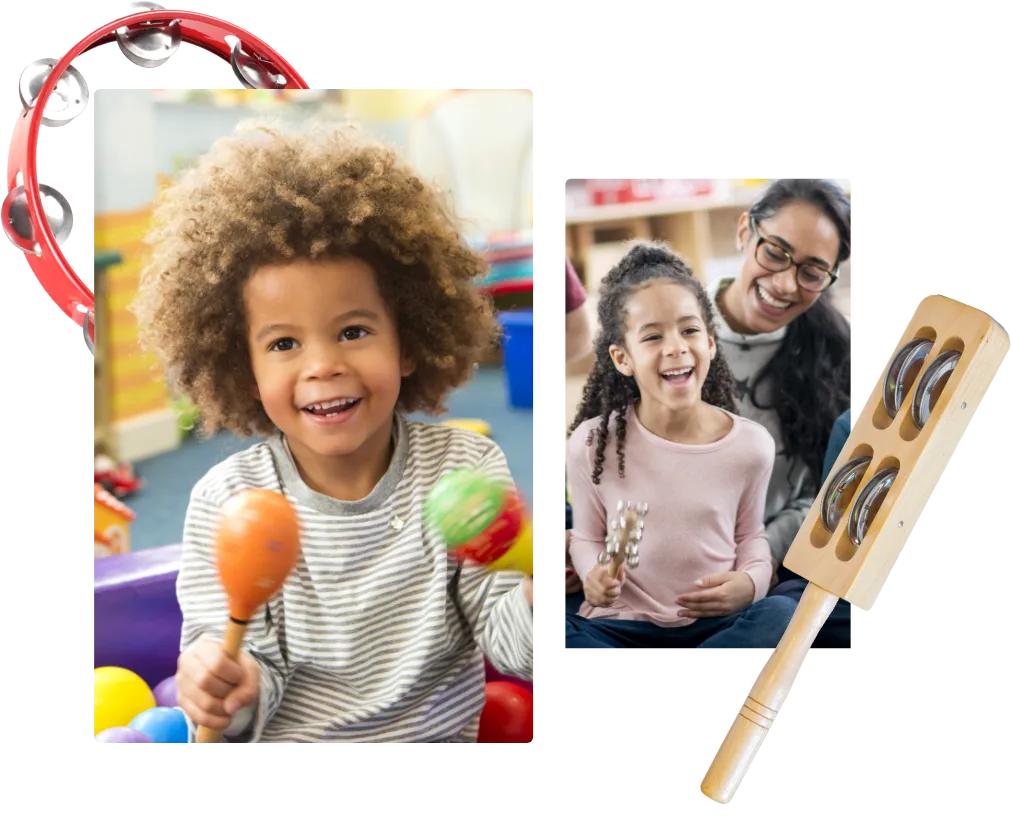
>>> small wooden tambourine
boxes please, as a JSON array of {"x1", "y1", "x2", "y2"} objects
[
  {"x1": 598, "y1": 501, "x2": 648, "y2": 578},
  {"x1": 701, "y1": 295, "x2": 1008, "y2": 802}
]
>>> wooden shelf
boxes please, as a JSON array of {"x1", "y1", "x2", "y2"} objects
[
  {"x1": 566, "y1": 188, "x2": 760, "y2": 225},
  {"x1": 566, "y1": 181, "x2": 850, "y2": 295}
]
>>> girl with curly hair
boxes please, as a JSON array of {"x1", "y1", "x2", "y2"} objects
[
  {"x1": 565, "y1": 243, "x2": 796, "y2": 648},
  {"x1": 131, "y1": 122, "x2": 532, "y2": 741}
]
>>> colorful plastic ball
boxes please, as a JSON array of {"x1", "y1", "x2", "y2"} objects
[
  {"x1": 153, "y1": 675, "x2": 178, "y2": 708},
  {"x1": 478, "y1": 681, "x2": 533, "y2": 743},
  {"x1": 95, "y1": 727, "x2": 153, "y2": 743},
  {"x1": 129, "y1": 706, "x2": 190, "y2": 743},
  {"x1": 94, "y1": 666, "x2": 157, "y2": 736}
]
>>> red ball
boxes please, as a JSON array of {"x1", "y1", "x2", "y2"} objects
[{"x1": 477, "y1": 681, "x2": 533, "y2": 743}]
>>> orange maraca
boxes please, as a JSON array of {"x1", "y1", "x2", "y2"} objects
[{"x1": 195, "y1": 489, "x2": 301, "y2": 744}]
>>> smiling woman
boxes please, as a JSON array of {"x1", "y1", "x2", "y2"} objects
[{"x1": 711, "y1": 180, "x2": 851, "y2": 567}]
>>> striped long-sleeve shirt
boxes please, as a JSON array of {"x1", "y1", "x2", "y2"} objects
[{"x1": 177, "y1": 413, "x2": 533, "y2": 742}]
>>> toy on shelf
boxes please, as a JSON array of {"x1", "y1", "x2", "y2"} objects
[
  {"x1": 94, "y1": 483, "x2": 135, "y2": 558},
  {"x1": 470, "y1": 231, "x2": 533, "y2": 303},
  {"x1": 94, "y1": 453, "x2": 144, "y2": 498},
  {"x1": 425, "y1": 468, "x2": 532, "y2": 575}
]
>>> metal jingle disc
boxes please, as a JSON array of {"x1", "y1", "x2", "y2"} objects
[
  {"x1": 116, "y1": 2, "x2": 182, "y2": 68},
  {"x1": 626, "y1": 554, "x2": 639, "y2": 569},
  {"x1": 19, "y1": 59, "x2": 89, "y2": 127},
  {"x1": 597, "y1": 551, "x2": 612, "y2": 565},
  {"x1": 912, "y1": 350, "x2": 961, "y2": 429},
  {"x1": 847, "y1": 467, "x2": 898, "y2": 546},
  {"x1": 882, "y1": 337, "x2": 933, "y2": 417},
  {"x1": 636, "y1": 502, "x2": 649, "y2": 515},
  {"x1": 230, "y1": 40, "x2": 288, "y2": 89},
  {"x1": 820, "y1": 455, "x2": 872, "y2": 531},
  {"x1": 3, "y1": 184, "x2": 73, "y2": 251}
]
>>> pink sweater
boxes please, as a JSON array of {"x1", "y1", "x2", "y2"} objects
[{"x1": 567, "y1": 405, "x2": 775, "y2": 626}]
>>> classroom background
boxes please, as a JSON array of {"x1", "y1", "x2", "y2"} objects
[
  {"x1": 94, "y1": 89, "x2": 534, "y2": 555},
  {"x1": 564, "y1": 178, "x2": 851, "y2": 429}
]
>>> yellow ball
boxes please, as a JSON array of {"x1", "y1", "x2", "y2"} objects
[{"x1": 94, "y1": 667, "x2": 157, "y2": 736}]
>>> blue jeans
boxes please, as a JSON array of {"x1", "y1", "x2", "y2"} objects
[
  {"x1": 565, "y1": 596, "x2": 797, "y2": 648},
  {"x1": 566, "y1": 589, "x2": 585, "y2": 616},
  {"x1": 767, "y1": 568, "x2": 851, "y2": 648}
]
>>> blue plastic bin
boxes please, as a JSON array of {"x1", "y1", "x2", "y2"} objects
[{"x1": 498, "y1": 309, "x2": 533, "y2": 409}]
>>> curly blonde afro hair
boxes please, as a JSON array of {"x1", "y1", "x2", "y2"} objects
[{"x1": 131, "y1": 121, "x2": 499, "y2": 437}]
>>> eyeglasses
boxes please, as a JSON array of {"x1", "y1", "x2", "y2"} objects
[{"x1": 750, "y1": 216, "x2": 838, "y2": 293}]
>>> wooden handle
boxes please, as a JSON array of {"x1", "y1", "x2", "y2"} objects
[
  {"x1": 195, "y1": 619, "x2": 248, "y2": 744},
  {"x1": 607, "y1": 556, "x2": 623, "y2": 578},
  {"x1": 701, "y1": 583, "x2": 839, "y2": 803}
]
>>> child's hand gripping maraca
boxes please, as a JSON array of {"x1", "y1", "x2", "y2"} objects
[
  {"x1": 425, "y1": 469, "x2": 532, "y2": 575},
  {"x1": 195, "y1": 489, "x2": 301, "y2": 744}
]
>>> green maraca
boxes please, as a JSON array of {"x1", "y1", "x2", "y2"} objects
[{"x1": 422, "y1": 469, "x2": 509, "y2": 546}]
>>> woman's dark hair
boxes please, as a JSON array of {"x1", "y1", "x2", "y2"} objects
[
  {"x1": 746, "y1": 179, "x2": 851, "y2": 480},
  {"x1": 569, "y1": 242, "x2": 737, "y2": 484}
]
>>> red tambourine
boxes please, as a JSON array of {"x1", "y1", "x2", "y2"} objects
[{"x1": 4, "y1": 3, "x2": 308, "y2": 354}]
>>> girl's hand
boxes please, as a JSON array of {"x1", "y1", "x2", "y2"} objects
[
  {"x1": 584, "y1": 562, "x2": 625, "y2": 607},
  {"x1": 675, "y1": 572, "x2": 755, "y2": 619},
  {"x1": 565, "y1": 532, "x2": 583, "y2": 594},
  {"x1": 522, "y1": 577, "x2": 533, "y2": 608}
]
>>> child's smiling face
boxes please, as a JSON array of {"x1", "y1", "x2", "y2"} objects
[
  {"x1": 609, "y1": 281, "x2": 716, "y2": 416},
  {"x1": 245, "y1": 256, "x2": 414, "y2": 466}
]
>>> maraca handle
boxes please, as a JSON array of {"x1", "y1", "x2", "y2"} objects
[
  {"x1": 195, "y1": 618, "x2": 248, "y2": 744},
  {"x1": 701, "y1": 583, "x2": 839, "y2": 803}
]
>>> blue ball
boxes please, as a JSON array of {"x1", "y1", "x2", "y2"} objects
[{"x1": 129, "y1": 706, "x2": 189, "y2": 743}]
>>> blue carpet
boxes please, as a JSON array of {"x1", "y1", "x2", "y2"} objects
[{"x1": 123, "y1": 364, "x2": 532, "y2": 550}]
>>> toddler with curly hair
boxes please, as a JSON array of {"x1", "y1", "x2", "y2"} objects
[{"x1": 132, "y1": 123, "x2": 532, "y2": 741}]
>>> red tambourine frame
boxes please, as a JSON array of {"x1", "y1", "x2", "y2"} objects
[{"x1": 6, "y1": 9, "x2": 308, "y2": 351}]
